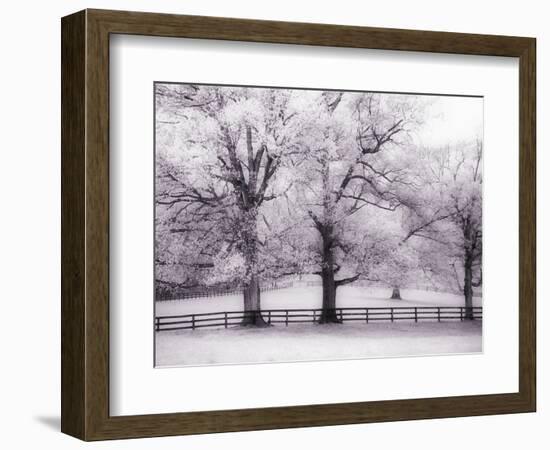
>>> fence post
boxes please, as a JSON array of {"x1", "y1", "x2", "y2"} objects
[
  {"x1": 285, "y1": 310, "x2": 289, "y2": 327},
  {"x1": 268, "y1": 310, "x2": 272, "y2": 325},
  {"x1": 390, "y1": 307, "x2": 394, "y2": 323},
  {"x1": 460, "y1": 307, "x2": 463, "y2": 321},
  {"x1": 224, "y1": 312, "x2": 228, "y2": 329},
  {"x1": 339, "y1": 309, "x2": 343, "y2": 322},
  {"x1": 313, "y1": 310, "x2": 316, "y2": 323},
  {"x1": 365, "y1": 308, "x2": 368, "y2": 324},
  {"x1": 437, "y1": 307, "x2": 441, "y2": 322},
  {"x1": 414, "y1": 307, "x2": 418, "y2": 323},
  {"x1": 192, "y1": 314, "x2": 196, "y2": 330},
  {"x1": 155, "y1": 317, "x2": 160, "y2": 331}
]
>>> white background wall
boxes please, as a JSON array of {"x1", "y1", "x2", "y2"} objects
[{"x1": 0, "y1": 1, "x2": 546, "y2": 448}]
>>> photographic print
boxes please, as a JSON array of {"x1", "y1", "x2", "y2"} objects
[{"x1": 154, "y1": 83, "x2": 483, "y2": 368}]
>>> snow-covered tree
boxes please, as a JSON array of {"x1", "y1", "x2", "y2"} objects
[
  {"x1": 294, "y1": 92, "x2": 422, "y2": 322},
  {"x1": 155, "y1": 84, "x2": 305, "y2": 325},
  {"x1": 403, "y1": 141, "x2": 483, "y2": 317}
]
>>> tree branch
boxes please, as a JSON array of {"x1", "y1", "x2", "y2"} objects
[{"x1": 335, "y1": 274, "x2": 360, "y2": 287}]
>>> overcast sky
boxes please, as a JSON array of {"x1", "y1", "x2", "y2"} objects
[{"x1": 413, "y1": 95, "x2": 483, "y2": 148}]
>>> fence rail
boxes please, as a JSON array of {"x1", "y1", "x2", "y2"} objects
[
  {"x1": 155, "y1": 306, "x2": 482, "y2": 332},
  {"x1": 156, "y1": 281, "x2": 294, "y2": 301}
]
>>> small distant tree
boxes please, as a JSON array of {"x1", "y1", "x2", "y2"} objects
[{"x1": 376, "y1": 241, "x2": 419, "y2": 300}]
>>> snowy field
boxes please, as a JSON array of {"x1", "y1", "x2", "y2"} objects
[
  {"x1": 156, "y1": 322, "x2": 482, "y2": 366},
  {"x1": 155, "y1": 286, "x2": 482, "y2": 316},
  {"x1": 155, "y1": 287, "x2": 482, "y2": 367}
]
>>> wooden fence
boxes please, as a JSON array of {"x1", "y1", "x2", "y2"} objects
[
  {"x1": 155, "y1": 306, "x2": 482, "y2": 332},
  {"x1": 156, "y1": 281, "x2": 293, "y2": 301}
]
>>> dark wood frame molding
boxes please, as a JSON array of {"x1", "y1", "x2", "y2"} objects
[{"x1": 61, "y1": 9, "x2": 536, "y2": 441}]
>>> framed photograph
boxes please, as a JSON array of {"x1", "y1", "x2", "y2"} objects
[{"x1": 61, "y1": 9, "x2": 536, "y2": 440}]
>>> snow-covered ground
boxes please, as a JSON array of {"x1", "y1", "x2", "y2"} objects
[
  {"x1": 155, "y1": 287, "x2": 482, "y2": 367},
  {"x1": 156, "y1": 321, "x2": 482, "y2": 367},
  {"x1": 156, "y1": 286, "x2": 482, "y2": 316}
]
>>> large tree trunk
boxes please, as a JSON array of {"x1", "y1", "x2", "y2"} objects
[
  {"x1": 390, "y1": 287, "x2": 402, "y2": 300},
  {"x1": 240, "y1": 208, "x2": 268, "y2": 327},
  {"x1": 241, "y1": 274, "x2": 268, "y2": 326},
  {"x1": 318, "y1": 229, "x2": 341, "y2": 324},
  {"x1": 463, "y1": 255, "x2": 474, "y2": 320},
  {"x1": 462, "y1": 215, "x2": 475, "y2": 321}
]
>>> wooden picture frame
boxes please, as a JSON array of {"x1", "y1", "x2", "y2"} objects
[{"x1": 61, "y1": 9, "x2": 536, "y2": 441}]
